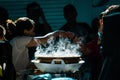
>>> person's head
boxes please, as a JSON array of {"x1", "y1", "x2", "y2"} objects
[
  {"x1": 26, "y1": 2, "x2": 41, "y2": 20},
  {"x1": 63, "y1": 4, "x2": 77, "y2": 22},
  {"x1": 0, "y1": 25, "x2": 6, "y2": 39},
  {"x1": 5, "y1": 19, "x2": 17, "y2": 40},
  {"x1": 15, "y1": 17, "x2": 35, "y2": 36},
  {"x1": 0, "y1": 6, "x2": 9, "y2": 25}
]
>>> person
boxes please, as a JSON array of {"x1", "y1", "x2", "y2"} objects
[
  {"x1": 6, "y1": 19, "x2": 17, "y2": 40},
  {"x1": 84, "y1": 17, "x2": 102, "y2": 80},
  {"x1": 0, "y1": 25, "x2": 16, "y2": 80},
  {"x1": 98, "y1": 5, "x2": 120, "y2": 80},
  {"x1": 60, "y1": 4, "x2": 92, "y2": 43},
  {"x1": 76, "y1": 17, "x2": 103, "y2": 80},
  {"x1": 26, "y1": 2, "x2": 53, "y2": 60},
  {"x1": 0, "y1": 6, "x2": 16, "y2": 41},
  {"x1": 59, "y1": 4, "x2": 93, "y2": 80},
  {"x1": 10, "y1": 17, "x2": 79, "y2": 80},
  {"x1": 0, "y1": 6, "x2": 8, "y2": 27},
  {"x1": 0, "y1": 6, "x2": 9, "y2": 39},
  {"x1": 26, "y1": 2, "x2": 52, "y2": 36}
]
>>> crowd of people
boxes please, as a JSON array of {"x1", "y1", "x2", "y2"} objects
[{"x1": 0, "y1": 1, "x2": 120, "y2": 80}]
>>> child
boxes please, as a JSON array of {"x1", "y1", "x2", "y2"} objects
[{"x1": 10, "y1": 17, "x2": 79, "y2": 80}]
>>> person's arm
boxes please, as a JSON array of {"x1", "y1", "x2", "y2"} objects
[{"x1": 26, "y1": 30, "x2": 80, "y2": 47}]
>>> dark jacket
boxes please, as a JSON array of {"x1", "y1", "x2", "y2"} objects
[{"x1": 0, "y1": 41, "x2": 16, "y2": 80}]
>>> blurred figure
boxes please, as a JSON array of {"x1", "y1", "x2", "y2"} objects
[
  {"x1": 60, "y1": 4, "x2": 93, "y2": 80},
  {"x1": 60, "y1": 4, "x2": 92, "y2": 43},
  {"x1": 86, "y1": 17, "x2": 102, "y2": 80},
  {"x1": 10, "y1": 17, "x2": 79, "y2": 80},
  {"x1": 77, "y1": 17, "x2": 103, "y2": 80},
  {"x1": 98, "y1": 5, "x2": 120, "y2": 80},
  {"x1": 6, "y1": 19, "x2": 17, "y2": 40},
  {"x1": 0, "y1": 6, "x2": 9, "y2": 39},
  {"x1": 0, "y1": 6, "x2": 16, "y2": 41},
  {"x1": 0, "y1": 6, "x2": 8, "y2": 27},
  {"x1": 26, "y1": 2, "x2": 52, "y2": 60},
  {"x1": 0, "y1": 25, "x2": 16, "y2": 80},
  {"x1": 26, "y1": 2, "x2": 52, "y2": 36}
]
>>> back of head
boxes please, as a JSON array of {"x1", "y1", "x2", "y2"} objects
[
  {"x1": 5, "y1": 19, "x2": 17, "y2": 40},
  {"x1": 15, "y1": 17, "x2": 34, "y2": 36},
  {"x1": 6, "y1": 19, "x2": 16, "y2": 34}
]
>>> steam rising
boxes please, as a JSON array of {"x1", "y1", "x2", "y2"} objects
[{"x1": 35, "y1": 37, "x2": 82, "y2": 57}]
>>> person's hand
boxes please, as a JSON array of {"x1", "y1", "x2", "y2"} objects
[
  {"x1": 58, "y1": 31, "x2": 75, "y2": 38},
  {"x1": 35, "y1": 30, "x2": 81, "y2": 45},
  {"x1": 53, "y1": 30, "x2": 80, "y2": 43}
]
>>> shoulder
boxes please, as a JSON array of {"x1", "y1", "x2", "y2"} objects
[
  {"x1": 10, "y1": 36, "x2": 33, "y2": 46},
  {"x1": 11, "y1": 36, "x2": 32, "y2": 41}
]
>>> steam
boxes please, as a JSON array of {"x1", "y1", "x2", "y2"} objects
[{"x1": 35, "y1": 37, "x2": 82, "y2": 57}]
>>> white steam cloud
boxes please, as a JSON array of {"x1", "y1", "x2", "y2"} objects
[{"x1": 35, "y1": 37, "x2": 82, "y2": 58}]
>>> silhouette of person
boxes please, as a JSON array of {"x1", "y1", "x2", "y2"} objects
[
  {"x1": 60, "y1": 4, "x2": 92, "y2": 43},
  {"x1": 86, "y1": 17, "x2": 102, "y2": 80},
  {"x1": 0, "y1": 6, "x2": 9, "y2": 40},
  {"x1": 0, "y1": 6, "x2": 8, "y2": 27},
  {"x1": 26, "y1": 2, "x2": 52, "y2": 36},
  {"x1": 0, "y1": 6, "x2": 16, "y2": 41},
  {"x1": 60, "y1": 4, "x2": 93, "y2": 80},
  {"x1": 26, "y1": 2, "x2": 53, "y2": 60},
  {"x1": 6, "y1": 19, "x2": 17, "y2": 40}
]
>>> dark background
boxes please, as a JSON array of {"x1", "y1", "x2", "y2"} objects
[{"x1": 0, "y1": 0, "x2": 119, "y2": 30}]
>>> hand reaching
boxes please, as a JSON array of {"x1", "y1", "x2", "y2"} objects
[{"x1": 52, "y1": 30, "x2": 81, "y2": 43}]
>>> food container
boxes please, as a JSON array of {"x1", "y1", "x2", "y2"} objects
[
  {"x1": 32, "y1": 57, "x2": 84, "y2": 73},
  {"x1": 37, "y1": 57, "x2": 81, "y2": 64}
]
